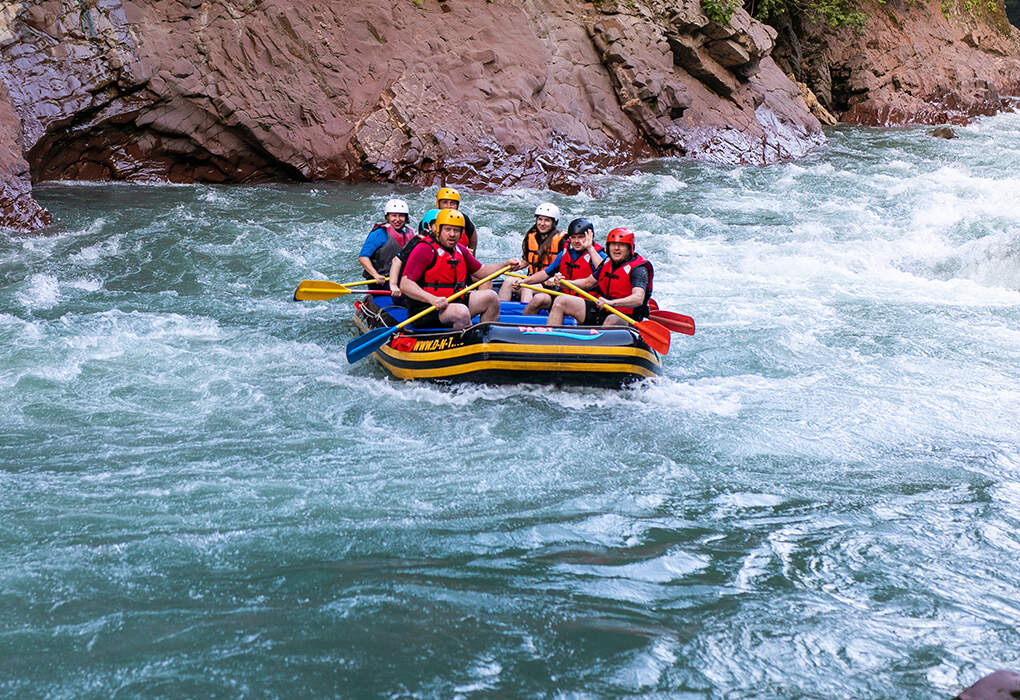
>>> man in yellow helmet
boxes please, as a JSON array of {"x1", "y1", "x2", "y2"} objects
[
  {"x1": 400, "y1": 209, "x2": 518, "y2": 329},
  {"x1": 434, "y1": 187, "x2": 477, "y2": 255}
]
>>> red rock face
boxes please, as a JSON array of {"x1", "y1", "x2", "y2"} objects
[
  {"x1": 6, "y1": 0, "x2": 1014, "y2": 232},
  {"x1": 771, "y1": 0, "x2": 1020, "y2": 126},
  {"x1": 0, "y1": 0, "x2": 829, "y2": 230},
  {"x1": 0, "y1": 82, "x2": 51, "y2": 231}
]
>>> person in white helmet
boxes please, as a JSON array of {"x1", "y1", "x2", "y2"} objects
[
  {"x1": 358, "y1": 198, "x2": 415, "y2": 289},
  {"x1": 498, "y1": 202, "x2": 567, "y2": 302}
]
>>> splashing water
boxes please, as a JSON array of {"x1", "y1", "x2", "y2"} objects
[{"x1": 1, "y1": 116, "x2": 1018, "y2": 697}]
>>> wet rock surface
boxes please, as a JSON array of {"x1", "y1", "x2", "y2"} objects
[
  {"x1": 0, "y1": 81, "x2": 51, "y2": 230},
  {"x1": 771, "y1": 0, "x2": 1020, "y2": 127},
  {"x1": 0, "y1": 0, "x2": 823, "y2": 231},
  {"x1": 2, "y1": 0, "x2": 1019, "y2": 231},
  {"x1": 953, "y1": 669, "x2": 1020, "y2": 700}
]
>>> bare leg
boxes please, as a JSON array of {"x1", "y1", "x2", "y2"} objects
[
  {"x1": 602, "y1": 314, "x2": 627, "y2": 327},
  {"x1": 468, "y1": 289, "x2": 501, "y2": 323},
  {"x1": 438, "y1": 302, "x2": 472, "y2": 330},
  {"x1": 523, "y1": 293, "x2": 552, "y2": 315},
  {"x1": 497, "y1": 279, "x2": 515, "y2": 301},
  {"x1": 547, "y1": 295, "x2": 586, "y2": 326}
]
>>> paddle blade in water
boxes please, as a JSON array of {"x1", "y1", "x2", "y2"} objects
[{"x1": 346, "y1": 326, "x2": 397, "y2": 364}]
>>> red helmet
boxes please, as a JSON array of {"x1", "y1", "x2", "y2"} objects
[{"x1": 606, "y1": 227, "x2": 635, "y2": 248}]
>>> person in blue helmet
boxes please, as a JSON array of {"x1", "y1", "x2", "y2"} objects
[{"x1": 388, "y1": 208, "x2": 440, "y2": 300}]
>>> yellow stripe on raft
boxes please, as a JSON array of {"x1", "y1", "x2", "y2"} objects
[
  {"x1": 375, "y1": 355, "x2": 660, "y2": 379},
  {"x1": 378, "y1": 341, "x2": 659, "y2": 363}
]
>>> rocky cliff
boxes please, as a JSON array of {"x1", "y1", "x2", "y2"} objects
[
  {"x1": 1, "y1": 0, "x2": 825, "y2": 231},
  {"x1": 769, "y1": 0, "x2": 1020, "y2": 125},
  {"x1": 1, "y1": 0, "x2": 1018, "y2": 232}
]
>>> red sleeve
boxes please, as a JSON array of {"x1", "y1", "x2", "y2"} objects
[
  {"x1": 403, "y1": 243, "x2": 434, "y2": 282},
  {"x1": 459, "y1": 245, "x2": 482, "y2": 275}
]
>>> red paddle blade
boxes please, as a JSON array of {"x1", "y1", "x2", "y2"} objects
[
  {"x1": 636, "y1": 320, "x2": 671, "y2": 354},
  {"x1": 649, "y1": 310, "x2": 695, "y2": 335}
]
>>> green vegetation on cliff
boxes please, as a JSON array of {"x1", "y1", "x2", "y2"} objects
[{"x1": 699, "y1": 0, "x2": 864, "y2": 28}]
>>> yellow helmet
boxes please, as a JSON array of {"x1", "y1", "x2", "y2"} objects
[
  {"x1": 436, "y1": 187, "x2": 461, "y2": 205},
  {"x1": 435, "y1": 209, "x2": 466, "y2": 230}
]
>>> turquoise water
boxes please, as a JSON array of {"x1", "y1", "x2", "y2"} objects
[{"x1": 2, "y1": 116, "x2": 1019, "y2": 697}]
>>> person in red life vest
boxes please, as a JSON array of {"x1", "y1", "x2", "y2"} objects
[
  {"x1": 388, "y1": 208, "x2": 440, "y2": 301},
  {"x1": 499, "y1": 202, "x2": 567, "y2": 302},
  {"x1": 546, "y1": 227, "x2": 653, "y2": 327},
  {"x1": 434, "y1": 187, "x2": 478, "y2": 255},
  {"x1": 357, "y1": 198, "x2": 415, "y2": 289},
  {"x1": 511, "y1": 217, "x2": 607, "y2": 315},
  {"x1": 400, "y1": 209, "x2": 520, "y2": 329}
]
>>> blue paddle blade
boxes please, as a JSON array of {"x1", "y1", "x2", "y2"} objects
[{"x1": 346, "y1": 325, "x2": 397, "y2": 364}]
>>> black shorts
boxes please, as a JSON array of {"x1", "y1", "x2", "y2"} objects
[
  {"x1": 582, "y1": 300, "x2": 647, "y2": 325},
  {"x1": 405, "y1": 299, "x2": 470, "y2": 329}
]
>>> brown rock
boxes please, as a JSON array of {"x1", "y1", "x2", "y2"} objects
[
  {"x1": 954, "y1": 669, "x2": 1020, "y2": 700},
  {"x1": 0, "y1": 82, "x2": 51, "y2": 231},
  {"x1": 774, "y1": 0, "x2": 1020, "y2": 126},
  {"x1": 0, "y1": 0, "x2": 825, "y2": 219}
]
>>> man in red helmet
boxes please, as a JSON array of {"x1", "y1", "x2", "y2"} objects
[{"x1": 546, "y1": 227, "x2": 653, "y2": 327}]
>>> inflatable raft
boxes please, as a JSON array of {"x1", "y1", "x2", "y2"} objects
[{"x1": 352, "y1": 294, "x2": 662, "y2": 386}]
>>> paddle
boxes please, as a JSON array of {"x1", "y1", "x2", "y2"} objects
[
  {"x1": 294, "y1": 278, "x2": 387, "y2": 301},
  {"x1": 557, "y1": 279, "x2": 670, "y2": 354},
  {"x1": 650, "y1": 311, "x2": 695, "y2": 335},
  {"x1": 512, "y1": 274, "x2": 694, "y2": 337},
  {"x1": 346, "y1": 266, "x2": 513, "y2": 364}
]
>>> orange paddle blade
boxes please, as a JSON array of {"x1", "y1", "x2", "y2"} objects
[{"x1": 635, "y1": 319, "x2": 671, "y2": 354}]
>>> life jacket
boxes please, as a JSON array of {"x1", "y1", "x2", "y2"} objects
[
  {"x1": 523, "y1": 229, "x2": 566, "y2": 274},
  {"x1": 365, "y1": 222, "x2": 416, "y2": 280},
  {"x1": 558, "y1": 244, "x2": 603, "y2": 295},
  {"x1": 595, "y1": 253, "x2": 653, "y2": 316},
  {"x1": 415, "y1": 238, "x2": 469, "y2": 297}
]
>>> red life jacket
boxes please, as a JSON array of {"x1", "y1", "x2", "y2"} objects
[
  {"x1": 558, "y1": 244, "x2": 603, "y2": 295},
  {"x1": 596, "y1": 254, "x2": 653, "y2": 316},
  {"x1": 417, "y1": 239, "x2": 469, "y2": 296}
]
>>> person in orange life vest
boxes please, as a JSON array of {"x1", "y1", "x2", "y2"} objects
[
  {"x1": 546, "y1": 227, "x2": 654, "y2": 327},
  {"x1": 358, "y1": 198, "x2": 415, "y2": 289},
  {"x1": 511, "y1": 217, "x2": 606, "y2": 315},
  {"x1": 435, "y1": 187, "x2": 477, "y2": 255},
  {"x1": 400, "y1": 209, "x2": 520, "y2": 330},
  {"x1": 498, "y1": 202, "x2": 567, "y2": 302},
  {"x1": 388, "y1": 208, "x2": 440, "y2": 300}
]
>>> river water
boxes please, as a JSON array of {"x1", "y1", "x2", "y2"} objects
[{"x1": 2, "y1": 115, "x2": 1019, "y2": 697}]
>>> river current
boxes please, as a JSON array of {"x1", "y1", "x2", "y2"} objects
[{"x1": 2, "y1": 115, "x2": 1019, "y2": 697}]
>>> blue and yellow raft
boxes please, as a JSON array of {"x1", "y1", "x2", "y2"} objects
[{"x1": 352, "y1": 294, "x2": 662, "y2": 387}]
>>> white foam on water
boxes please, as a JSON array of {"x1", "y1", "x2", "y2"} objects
[
  {"x1": 16, "y1": 273, "x2": 61, "y2": 309},
  {"x1": 64, "y1": 277, "x2": 104, "y2": 292},
  {"x1": 69, "y1": 234, "x2": 123, "y2": 264}
]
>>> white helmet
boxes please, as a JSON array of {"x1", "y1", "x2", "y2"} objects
[
  {"x1": 384, "y1": 198, "x2": 409, "y2": 215},
  {"x1": 535, "y1": 202, "x2": 560, "y2": 220}
]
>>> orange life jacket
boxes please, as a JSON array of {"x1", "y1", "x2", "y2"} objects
[{"x1": 523, "y1": 229, "x2": 566, "y2": 274}]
